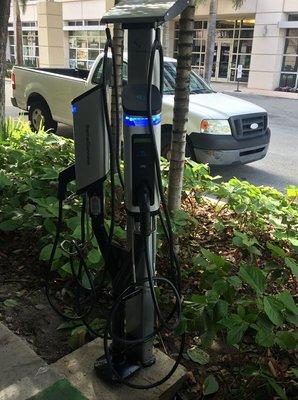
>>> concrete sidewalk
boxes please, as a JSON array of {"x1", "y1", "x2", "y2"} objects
[
  {"x1": 0, "y1": 322, "x2": 186, "y2": 400},
  {"x1": 0, "y1": 323, "x2": 86, "y2": 400},
  {"x1": 211, "y1": 81, "x2": 298, "y2": 100}
]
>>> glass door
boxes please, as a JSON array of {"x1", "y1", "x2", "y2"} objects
[{"x1": 215, "y1": 41, "x2": 232, "y2": 81}]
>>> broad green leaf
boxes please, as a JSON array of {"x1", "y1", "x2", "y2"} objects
[
  {"x1": 227, "y1": 322, "x2": 249, "y2": 345},
  {"x1": 69, "y1": 326, "x2": 87, "y2": 349},
  {"x1": 263, "y1": 297, "x2": 283, "y2": 326},
  {"x1": 0, "y1": 220, "x2": 18, "y2": 231},
  {"x1": 71, "y1": 225, "x2": 82, "y2": 239},
  {"x1": 228, "y1": 275, "x2": 242, "y2": 290},
  {"x1": 203, "y1": 374, "x2": 219, "y2": 396},
  {"x1": 82, "y1": 272, "x2": 92, "y2": 290},
  {"x1": 57, "y1": 321, "x2": 82, "y2": 331},
  {"x1": 174, "y1": 316, "x2": 187, "y2": 335},
  {"x1": 288, "y1": 237, "x2": 298, "y2": 247},
  {"x1": 255, "y1": 329, "x2": 275, "y2": 347},
  {"x1": 4, "y1": 299, "x2": 19, "y2": 308},
  {"x1": 190, "y1": 294, "x2": 206, "y2": 305},
  {"x1": 276, "y1": 291, "x2": 298, "y2": 315},
  {"x1": 39, "y1": 244, "x2": 62, "y2": 261},
  {"x1": 290, "y1": 367, "x2": 298, "y2": 379},
  {"x1": 248, "y1": 246, "x2": 261, "y2": 256},
  {"x1": 201, "y1": 248, "x2": 229, "y2": 269},
  {"x1": 214, "y1": 300, "x2": 228, "y2": 321},
  {"x1": 43, "y1": 218, "x2": 56, "y2": 234},
  {"x1": 266, "y1": 242, "x2": 286, "y2": 258},
  {"x1": 192, "y1": 255, "x2": 210, "y2": 269},
  {"x1": 265, "y1": 376, "x2": 288, "y2": 400},
  {"x1": 237, "y1": 305, "x2": 246, "y2": 319},
  {"x1": 0, "y1": 170, "x2": 11, "y2": 187},
  {"x1": 221, "y1": 314, "x2": 249, "y2": 345},
  {"x1": 187, "y1": 347, "x2": 210, "y2": 365},
  {"x1": 238, "y1": 265, "x2": 266, "y2": 294},
  {"x1": 87, "y1": 249, "x2": 101, "y2": 264},
  {"x1": 275, "y1": 331, "x2": 297, "y2": 350},
  {"x1": 114, "y1": 226, "x2": 126, "y2": 239},
  {"x1": 285, "y1": 312, "x2": 298, "y2": 325},
  {"x1": 23, "y1": 204, "x2": 36, "y2": 213},
  {"x1": 287, "y1": 186, "x2": 298, "y2": 198},
  {"x1": 66, "y1": 216, "x2": 81, "y2": 231},
  {"x1": 285, "y1": 258, "x2": 298, "y2": 278},
  {"x1": 212, "y1": 279, "x2": 227, "y2": 295}
]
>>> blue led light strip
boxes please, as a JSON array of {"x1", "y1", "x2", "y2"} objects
[
  {"x1": 124, "y1": 114, "x2": 161, "y2": 127},
  {"x1": 71, "y1": 104, "x2": 78, "y2": 114}
]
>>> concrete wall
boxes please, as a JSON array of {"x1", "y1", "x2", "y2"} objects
[
  {"x1": 62, "y1": 0, "x2": 106, "y2": 21},
  {"x1": 247, "y1": 0, "x2": 293, "y2": 90},
  {"x1": 6, "y1": 0, "x2": 298, "y2": 90},
  {"x1": 195, "y1": 0, "x2": 257, "y2": 18},
  {"x1": 37, "y1": 1, "x2": 65, "y2": 68}
]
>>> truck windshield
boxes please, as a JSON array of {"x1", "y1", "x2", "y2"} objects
[{"x1": 164, "y1": 61, "x2": 214, "y2": 95}]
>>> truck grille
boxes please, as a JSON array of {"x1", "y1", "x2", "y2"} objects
[{"x1": 229, "y1": 113, "x2": 268, "y2": 139}]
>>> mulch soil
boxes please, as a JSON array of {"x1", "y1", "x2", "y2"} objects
[{"x1": 0, "y1": 231, "x2": 71, "y2": 363}]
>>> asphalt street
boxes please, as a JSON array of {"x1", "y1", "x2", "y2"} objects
[{"x1": 5, "y1": 79, "x2": 298, "y2": 191}]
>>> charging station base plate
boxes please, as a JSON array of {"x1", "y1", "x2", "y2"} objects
[
  {"x1": 94, "y1": 355, "x2": 140, "y2": 384},
  {"x1": 54, "y1": 338, "x2": 187, "y2": 400}
]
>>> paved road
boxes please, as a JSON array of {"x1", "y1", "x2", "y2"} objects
[
  {"x1": 5, "y1": 80, "x2": 298, "y2": 191},
  {"x1": 211, "y1": 91, "x2": 298, "y2": 192}
]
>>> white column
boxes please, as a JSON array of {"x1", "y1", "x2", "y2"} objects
[
  {"x1": 248, "y1": 0, "x2": 287, "y2": 90},
  {"x1": 37, "y1": 1, "x2": 65, "y2": 68}
]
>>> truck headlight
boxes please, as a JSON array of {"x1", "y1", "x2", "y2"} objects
[{"x1": 200, "y1": 120, "x2": 231, "y2": 135}]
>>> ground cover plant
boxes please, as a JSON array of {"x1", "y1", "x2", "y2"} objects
[{"x1": 0, "y1": 120, "x2": 297, "y2": 399}]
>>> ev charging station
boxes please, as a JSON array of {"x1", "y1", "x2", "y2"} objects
[{"x1": 48, "y1": 0, "x2": 190, "y2": 390}]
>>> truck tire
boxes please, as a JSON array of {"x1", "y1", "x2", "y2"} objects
[
  {"x1": 29, "y1": 102, "x2": 58, "y2": 133},
  {"x1": 161, "y1": 128, "x2": 196, "y2": 161}
]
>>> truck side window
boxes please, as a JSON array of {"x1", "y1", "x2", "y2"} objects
[
  {"x1": 92, "y1": 59, "x2": 103, "y2": 84},
  {"x1": 122, "y1": 62, "x2": 128, "y2": 84},
  {"x1": 92, "y1": 59, "x2": 127, "y2": 86}
]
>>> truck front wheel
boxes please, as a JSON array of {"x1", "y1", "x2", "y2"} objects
[
  {"x1": 29, "y1": 102, "x2": 58, "y2": 133},
  {"x1": 161, "y1": 128, "x2": 196, "y2": 161}
]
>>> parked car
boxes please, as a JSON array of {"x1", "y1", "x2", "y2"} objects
[{"x1": 11, "y1": 56, "x2": 270, "y2": 165}]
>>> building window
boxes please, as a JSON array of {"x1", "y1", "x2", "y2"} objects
[
  {"x1": 174, "y1": 18, "x2": 254, "y2": 82},
  {"x1": 8, "y1": 29, "x2": 39, "y2": 67},
  {"x1": 68, "y1": 30, "x2": 106, "y2": 69},
  {"x1": 279, "y1": 16, "x2": 298, "y2": 90}
]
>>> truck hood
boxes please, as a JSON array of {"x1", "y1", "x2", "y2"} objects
[{"x1": 163, "y1": 92, "x2": 267, "y2": 119}]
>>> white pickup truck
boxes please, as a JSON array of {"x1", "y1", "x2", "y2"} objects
[{"x1": 11, "y1": 56, "x2": 270, "y2": 165}]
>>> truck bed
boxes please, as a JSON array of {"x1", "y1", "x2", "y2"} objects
[{"x1": 34, "y1": 68, "x2": 89, "y2": 80}]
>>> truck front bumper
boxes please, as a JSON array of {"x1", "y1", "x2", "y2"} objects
[{"x1": 189, "y1": 128, "x2": 271, "y2": 166}]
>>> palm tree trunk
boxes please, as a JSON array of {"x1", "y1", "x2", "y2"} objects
[
  {"x1": 0, "y1": 0, "x2": 11, "y2": 126},
  {"x1": 111, "y1": 0, "x2": 124, "y2": 165},
  {"x1": 167, "y1": 0, "x2": 195, "y2": 213},
  {"x1": 204, "y1": 0, "x2": 218, "y2": 83},
  {"x1": 14, "y1": 0, "x2": 23, "y2": 66},
  {"x1": 111, "y1": 23, "x2": 123, "y2": 163}
]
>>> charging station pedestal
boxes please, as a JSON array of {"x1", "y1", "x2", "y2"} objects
[
  {"x1": 59, "y1": 0, "x2": 190, "y2": 387},
  {"x1": 91, "y1": 0, "x2": 189, "y2": 384}
]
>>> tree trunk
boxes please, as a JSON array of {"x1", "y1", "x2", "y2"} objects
[
  {"x1": 167, "y1": 0, "x2": 195, "y2": 213},
  {"x1": 111, "y1": 0, "x2": 124, "y2": 165},
  {"x1": 162, "y1": 22, "x2": 171, "y2": 57},
  {"x1": 0, "y1": 0, "x2": 11, "y2": 126},
  {"x1": 14, "y1": 0, "x2": 23, "y2": 66},
  {"x1": 204, "y1": 0, "x2": 218, "y2": 83}
]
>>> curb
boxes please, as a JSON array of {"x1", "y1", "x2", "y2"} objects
[{"x1": 0, "y1": 323, "x2": 86, "y2": 400}]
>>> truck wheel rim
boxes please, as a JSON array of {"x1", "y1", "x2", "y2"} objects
[{"x1": 32, "y1": 109, "x2": 44, "y2": 131}]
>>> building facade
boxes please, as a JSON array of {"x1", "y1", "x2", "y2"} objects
[{"x1": 6, "y1": 0, "x2": 298, "y2": 91}]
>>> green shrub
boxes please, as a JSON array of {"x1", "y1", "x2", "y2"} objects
[{"x1": 0, "y1": 119, "x2": 297, "y2": 399}]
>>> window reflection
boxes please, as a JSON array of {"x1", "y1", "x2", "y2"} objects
[{"x1": 174, "y1": 18, "x2": 254, "y2": 82}]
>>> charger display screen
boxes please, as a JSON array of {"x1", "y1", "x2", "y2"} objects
[{"x1": 132, "y1": 135, "x2": 155, "y2": 207}]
